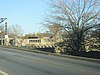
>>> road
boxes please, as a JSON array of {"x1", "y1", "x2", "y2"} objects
[{"x1": 0, "y1": 47, "x2": 100, "y2": 75}]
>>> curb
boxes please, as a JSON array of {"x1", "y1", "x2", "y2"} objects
[
  {"x1": 53, "y1": 54, "x2": 100, "y2": 63},
  {"x1": 0, "y1": 46, "x2": 100, "y2": 63}
]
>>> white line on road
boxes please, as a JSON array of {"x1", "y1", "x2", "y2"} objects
[
  {"x1": 0, "y1": 70, "x2": 8, "y2": 75},
  {"x1": 0, "y1": 51, "x2": 17, "y2": 56}
]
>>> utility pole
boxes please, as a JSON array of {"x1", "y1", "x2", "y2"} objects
[
  {"x1": 0, "y1": 18, "x2": 7, "y2": 24},
  {"x1": 0, "y1": 18, "x2": 7, "y2": 45},
  {"x1": 5, "y1": 21, "x2": 9, "y2": 45},
  {"x1": 5, "y1": 22, "x2": 7, "y2": 35}
]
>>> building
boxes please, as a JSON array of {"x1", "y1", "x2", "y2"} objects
[{"x1": 20, "y1": 36, "x2": 55, "y2": 48}]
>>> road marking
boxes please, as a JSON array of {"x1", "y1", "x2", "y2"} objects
[
  {"x1": 0, "y1": 70, "x2": 8, "y2": 75},
  {"x1": 0, "y1": 51, "x2": 16, "y2": 56},
  {"x1": 5, "y1": 52, "x2": 16, "y2": 55}
]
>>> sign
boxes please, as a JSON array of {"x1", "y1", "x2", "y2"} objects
[{"x1": 5, "y1": 35, "x2": 9, "y2": 38}]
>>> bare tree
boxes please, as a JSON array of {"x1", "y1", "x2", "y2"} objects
[
  {"x1": 0, "y1": 25, "x2": 5, "y2": 38},
  {"x1": 45, "y1": 0, "x2": 100, "y2": 51},
  {"x1": 48, "y1": 23, "x2": 65, "y2": 40},
  {"x1": 8, "y1": 24, "x2": 23, "y2": 38}
]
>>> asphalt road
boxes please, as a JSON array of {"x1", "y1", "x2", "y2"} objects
[{"x1": 0, "y1": 47, "x2": 100, "y2": 75}]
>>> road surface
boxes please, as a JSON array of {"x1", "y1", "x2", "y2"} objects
[{"x1": 0, "y1": 47, "x2": 100, "y2": 75}]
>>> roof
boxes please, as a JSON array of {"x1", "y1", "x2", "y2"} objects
[{"x1": 28, "y1": 36, "x2": 39, "y2": 39}]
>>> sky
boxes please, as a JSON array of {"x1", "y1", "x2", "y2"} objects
[{"x1": 0, "y1": 0, "x2": 50, "y2": 34}]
